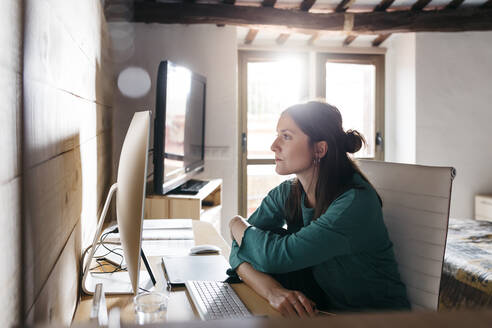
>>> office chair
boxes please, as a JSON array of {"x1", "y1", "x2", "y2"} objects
[{"x1": 357, "y1": 160, "x2": 455, "y2": 311}]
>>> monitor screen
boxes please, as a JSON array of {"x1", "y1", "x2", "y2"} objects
[{"x1": 154, "y1": 61, "x2": 206, "y2": 194}]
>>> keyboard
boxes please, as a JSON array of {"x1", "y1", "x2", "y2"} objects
[
  {"x1": 185, "y1": 280, "x2": 253, "y2": 320},
  {"x1": 172, "y1": 180, "x2": 209, "y2": 195}
]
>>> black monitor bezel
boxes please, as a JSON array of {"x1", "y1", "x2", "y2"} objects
[{"x1": 153, "y1": 60, "x2": 206, "y2": 195}]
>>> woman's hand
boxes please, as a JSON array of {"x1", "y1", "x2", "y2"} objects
[
  {"x1": 235, "y1": 263, "x2": 319, "y2": 318},
  {"x1": 266, "y1": 286, "x2": 317, "y2": 318}
]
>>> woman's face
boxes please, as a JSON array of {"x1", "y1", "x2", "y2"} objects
[{"x1": 271, "y1": 113, "x2": 314, "y2": 177}]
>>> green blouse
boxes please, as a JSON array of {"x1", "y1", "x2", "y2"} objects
[{"x1": 229, "y1": 173, "x2": 410, "y2": 311}]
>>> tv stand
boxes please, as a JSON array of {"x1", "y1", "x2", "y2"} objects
[{"x1": 145, "y1": 179, "x2": 222, "y2": 233}]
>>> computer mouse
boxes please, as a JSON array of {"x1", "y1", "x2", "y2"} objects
[{"x1": 189, "y1": 244, "x2": 221, "y2": 255}]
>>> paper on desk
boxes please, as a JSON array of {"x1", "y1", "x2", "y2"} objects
[
  {"x1": 94, "y1": 239, "x2": 195, "y2": 262},
  {"x1": 101, "y1": 219, "x2": 192, "y2": 236},
  {"x1": 143, "y1": 219, "x2": 192, "y2": 230},
  {"x1": 104, "y1": 228, "x2": 194, "y2": 241},
  {"x1": 142, "y1": 229, "x2": 194, "y2": 240},
  {"x1": 142, "y1": 239, "x2": 195, "y2": 256}
]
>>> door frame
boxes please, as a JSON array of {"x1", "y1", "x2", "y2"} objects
[{"x1": 237, "y1": 50, "x2": 309, "y2": 216}]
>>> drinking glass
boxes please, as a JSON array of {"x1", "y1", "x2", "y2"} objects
[{"x1": 134, "y1": 292, "x2": 168, "y2": 325}]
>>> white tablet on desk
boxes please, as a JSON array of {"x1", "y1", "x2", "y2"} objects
[{"x1": 162, "y1": 255, "x2": 230, "y2": 287}]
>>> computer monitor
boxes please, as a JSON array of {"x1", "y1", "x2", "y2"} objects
[
  {"x1": 153, "y1": 60, "x2": 206, "y2": 195},
  {"x1": 82, "y1": 110, "x2": 154, "y2": 295}
]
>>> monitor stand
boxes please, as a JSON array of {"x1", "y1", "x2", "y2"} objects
[
  {"x1": 84, "y1": 270, "x2": 154, "y2": 295},
  {"x1": 82, "y1": 248, "x2": 156, "y2": 294},
  {"x1": 81, "y1": 183, "x2": 156, "y2": 295}
]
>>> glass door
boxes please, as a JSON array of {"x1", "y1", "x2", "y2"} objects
[{"x1": 238, "y1": 51, "x2": 308, "y2": 217}]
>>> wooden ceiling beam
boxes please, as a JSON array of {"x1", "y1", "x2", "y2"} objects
[
  {"x1": 343, "y1": 35, "x2": 357, "y2": 46},
  {"x1": 335, "y1": 0, "x2": 356, "y2": 13},
  {"x1": 368, "y1": 0, "x2": 396, "y2": 48},
  {"x1": 444, "y1": 0, "x2": 464, "y2": 10},
  {"x1": 411, "y1": 0, "x2": 432, "y2": 11},
  {"x1": 131, "y1": 3, "x2": 492, "y2": 35},
  {"x1": 244, "y1": 29, "x2": 259, "y2": 44},
  {"x1": 374, "y1": 0, "x2": 395, "y2": 12},
  {"x1": 372, "y1": 33, "x2": 391, "y2": 47},
  {"x1": 262, "y1": 0, "x2": 277, "y2": 7},
  {"x1": 345, "y1": 0, "x2": 394, "y2": 47},
  {"x1": 307, "y1": 32, "x2": 319, "y2": 45},
  {"x1": 300, "y1": 0, "x2": 317, "y2": 12},
  {"x1": 276, "y1": 33, "x2": 290, "y2": 45}
]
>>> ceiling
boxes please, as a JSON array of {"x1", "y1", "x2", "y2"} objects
[{"x1": 104, "y1": 0, "x2": 492, "y2": 48}]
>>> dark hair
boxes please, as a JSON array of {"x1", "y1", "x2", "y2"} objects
[{"x1": 282, "y1": 101, "x2": 379, "y2": 227}]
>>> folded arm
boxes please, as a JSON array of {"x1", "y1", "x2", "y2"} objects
[
  {"x1": 229, "y1": 215, "x2": 250, "y2": 246},
  {"x1": 231, "y1": 191, "x2": 356, "y2": 274}
]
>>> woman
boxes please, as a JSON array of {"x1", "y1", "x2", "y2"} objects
[{"x1": 229, "y1": 101, "x2": 410, "y2": 317}]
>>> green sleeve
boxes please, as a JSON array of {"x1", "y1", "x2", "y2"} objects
[
  {"x1": 229, "y1": 181, "x2": 290, "y2": 270},
  {"x1": 229, "y1": 240, "x2": 242, "y2": 270},
  {"x1": 246, "y1": 181, "x2": 290, "y2": 229},
  {"x1": 235, "y1": 190, "x2": 357, "y2": 273}
]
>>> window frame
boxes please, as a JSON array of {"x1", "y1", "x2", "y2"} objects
[{"x1": 316, "y1": 53, "x2": 385, "y2": 161}]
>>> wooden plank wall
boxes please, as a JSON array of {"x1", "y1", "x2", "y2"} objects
[
  {"x1": 0, "y1": 0, "x2": 23, "y2": 326},
  {"x1": 23, "y1": 0, "x2": 113, "y2": 325}
]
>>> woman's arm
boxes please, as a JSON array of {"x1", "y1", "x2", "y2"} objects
[
  {"x1": 231, "y1": 191, "x2": 358, "y2": 274},
  {"x1": 229, "y1": 215, "x2": 249, "y2": 246},
  {"x1": 242, "y1": 181, "x2": 291, "y2": 230},
  {"x1": 236, "y1": 262, "x2": 317, "y2": 318},
  {"x1": 230, "y1": 217, "x2": 317, "y2": 317}
]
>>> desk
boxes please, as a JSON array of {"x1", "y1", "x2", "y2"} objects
[{"x1": 72, "y1": 221, "x2": 280, "y2": 324}]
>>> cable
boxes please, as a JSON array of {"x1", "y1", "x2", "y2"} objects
[
  {"x1": 98, "y1": 231, "x2": 125, "y2": 267},
  {"x1": 81, "y1": 228, "x2": 127, "y2": 277}
]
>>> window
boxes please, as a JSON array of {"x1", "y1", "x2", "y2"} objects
[{"x1": 316, "y1": 53, "x2": 385, "y2": 160}]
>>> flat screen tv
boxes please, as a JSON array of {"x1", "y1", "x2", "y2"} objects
[{"x1": 153, "y1": 61, "x2": 206, "y2": 195}]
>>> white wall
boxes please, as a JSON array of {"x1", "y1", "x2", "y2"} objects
[
  {"x1": 386, "y1": 31, "x2": 492, "y2": 219},
  {"x1": 111, "y1": 24, "x2": 238, "y2": 238},
  {"x1": 415, "y1": 32, "x2": 492, "y2": 219},
  {"x1": 385, "y1": 33, "x2": 416, "y2": 164}
]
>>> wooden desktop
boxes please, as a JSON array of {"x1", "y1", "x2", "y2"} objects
[{"x1": 72, "y1": 220, "x2": 280, "y2": 324}]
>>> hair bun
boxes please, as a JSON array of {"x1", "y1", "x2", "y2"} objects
[{"x1": 345, "y1": 130, "x2": 364, "y2": 153}]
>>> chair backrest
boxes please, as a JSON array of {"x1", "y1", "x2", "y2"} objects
[{"x1": 357, "y1": 160, "x2": 455, "y2": 311}]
